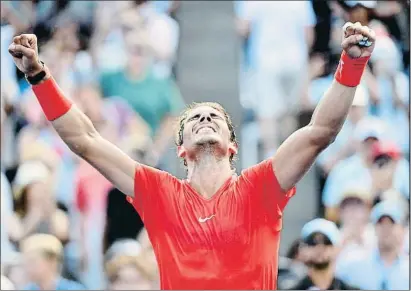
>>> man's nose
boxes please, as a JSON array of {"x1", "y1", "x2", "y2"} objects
[{"x1": 199, "y1": 114, "x2": 212, "y2": 123}]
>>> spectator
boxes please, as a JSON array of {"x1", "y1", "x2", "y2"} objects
[
  {"x1": 74, "y1": 157, "x2": 112, "y2": 289},
  {"x1": 75, "y1": 83, "x2": 153, "y2": 155},
  {"x1": 104, "y1": 187, "x2": 144, "y2": 252},
  {"x1": 340, "y1": 1, "x2": 377, "y2": 25},
  {"x1": 367, "y1": 20, "x2": 409, "y2": 156},
  {"x1": 1, "y1": 104, "x2": 15, "y2": 264},
  {"x1": 21, "y1": 234, "x2": 84, "y2": 290},
  {"x1": 289, "y1": 219, "x2": 357, "y2": 290},
  {"x1": 104, "y1": 239, "x2": 155, "y2": 290},
  {"x1": 134, "y1": 0, "x2": 180, "y2": 79},
  {"x1": 336, "y1": 201, "x2": 409, "y2": 290},
  {"x1": 322, "y1": 117, "x2": 409, "y2": 221},
  {"x1": 335, "y1": 189, "x2": 375, "y2": 269},
  {"x1": 285, "y1": 238, "x2": 305, "y2": 264},
  {"x1": 369, "y1": 140, "x2": 410, "y2": 204},
  {"x1": 11, "y1": 160, "x2": 69, "y2": 244},
  {"x1": 236, "y1": 1, "x2": 316, "y2": 158},
  {"x1": 99, "y1": 31, "x2": 184, "y2": 168}
]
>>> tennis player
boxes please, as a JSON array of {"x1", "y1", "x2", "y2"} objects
[{"x1": 9, "y1": 21, "x2": 376, "y2": 290}]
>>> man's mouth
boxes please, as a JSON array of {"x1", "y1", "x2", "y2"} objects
[{"x1": 195, "y1": 125, "x2": 216, "y2": 134}]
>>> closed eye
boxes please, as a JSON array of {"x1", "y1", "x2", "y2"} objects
[
  {"x1": 187, "y1": 114, "x2": 200, "y2": 122},
  {"x1": 210, "y1": 113, "x2": 223, "y2": 119}
]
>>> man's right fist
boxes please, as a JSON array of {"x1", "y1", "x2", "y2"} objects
[{"x1": 8, "y1": 34, "x2": 43, "y2": 77}]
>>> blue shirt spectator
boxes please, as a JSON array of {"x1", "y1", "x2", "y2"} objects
[
  {"x1": 323, "y1": 154, "x2": 409, "y2": 207},
  {"x1": 336, "y1": 248, "x2": 409, "y2": 290},
  {"x1": 336, "y1": 201, "x2": 409, "y2": 290},
  {"x1": 322, "y1": 117, "x2": 409, "y2": 207}
]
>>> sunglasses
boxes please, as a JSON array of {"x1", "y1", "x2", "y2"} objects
[{"x1": 303, "y1": 233, "x2": 333, "y2": 247}]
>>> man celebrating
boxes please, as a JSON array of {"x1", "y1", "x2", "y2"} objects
[{"x1": 9, "y1": 21, "x2": 376, "y2": 290}]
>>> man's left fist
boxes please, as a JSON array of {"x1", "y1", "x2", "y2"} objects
[{"x1": 341, "y1": 22, "x2": 376, "y2": 59}]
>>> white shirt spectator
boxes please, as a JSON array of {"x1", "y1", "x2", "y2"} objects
[
  {"x1": 142, "y1": 4, "x2": 179, "y2": 79},
  {"x1": 242, "y1": 1, "x2": 316, "y2": 69},
  {"x1": 336, "y1": 224, "x2": 376, "y2": 270}
]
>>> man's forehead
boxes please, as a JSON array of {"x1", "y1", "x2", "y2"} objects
[{"x1": 187, "y1": 105, "x2": 224, "y2": 117}]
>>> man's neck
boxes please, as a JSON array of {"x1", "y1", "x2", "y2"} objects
[
  {"x1": 187, "y1": 154, "x2": 233, "y2": 199},
  {"x1": 308, "y1": 266, "x2": 335, "y2": 290}
]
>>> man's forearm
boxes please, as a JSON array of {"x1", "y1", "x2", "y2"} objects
[
  {"x1": 32, "y1": 66, "x2": 99, "y2": 156},
  {"x1": 310, "y1": 80, "x2": 356, "y2": 137},
  {"x1": 309, "y1": 49, "x2": 370, "y2": 144}
]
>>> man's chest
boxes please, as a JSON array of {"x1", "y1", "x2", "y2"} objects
[{"x1": 160, "y1": 193, "x2": 254, "y2": 246}]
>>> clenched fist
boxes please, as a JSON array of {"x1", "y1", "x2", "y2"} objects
[
  {"x1": 8, "y1": 34, "x2": 43, "y2": 77},
  {"x1": 341, "y1": 22, "x2": 376, "y2": 58}
]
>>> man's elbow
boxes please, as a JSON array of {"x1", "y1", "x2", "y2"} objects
[
  {"x1": 66, "y1": 130, "x2": 100, "y2": 157},
  {"x1": 307, "y1": 125, "x2": 338, "y2": 151}
]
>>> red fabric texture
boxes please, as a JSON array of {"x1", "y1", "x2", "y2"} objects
[
  {"x1": 334, "y1": 51, "x2": 370, "y2": 87},
  {"x1": 128, "y1": 160, "x2": 296, "y2": 290},
  {"x1": 32, "y1": 77, "x2": 73, "y2": 121}
]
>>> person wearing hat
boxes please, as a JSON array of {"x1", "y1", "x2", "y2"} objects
[
  {"x1": 288, "y1": 219, "x2": 358, "y2": 290},
  {"x1": 336, "y1": 200, "x2": 409, "y2": 290},
  {"x1": 335, "y1": 189, "x2": 376, "y2": 268},
  {"x1": 21, "y1": 234, "x2": 84, "y2": 290},
  {"x1": 9, "y1": 160, "x2": 69, "y2": 245},
  {"x1": 322, "y1": 116, "x2": 409, "y2": 221},
  {"x1": 370, "y1": 140, "x2": 409, "y2": 204}
]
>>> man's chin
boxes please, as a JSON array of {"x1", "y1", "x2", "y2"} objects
[{"x1": 194, "y1": 135, "x2": 221, "y2": 146}]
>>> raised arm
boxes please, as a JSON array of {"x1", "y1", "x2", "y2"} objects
[
  {"x1": 273, "y1": 22, "x2": 376, "y2": 191},
  {"x1": 9, "y1": 34, "x2": 137, "y2": 197}
]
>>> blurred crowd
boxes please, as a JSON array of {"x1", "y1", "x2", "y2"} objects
[{"x1": 1, "y1": 0, "x2": 409, "y2": 290}]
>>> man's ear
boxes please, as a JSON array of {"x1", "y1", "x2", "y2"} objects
[
  {"x1": 177, "y1": 145, "x2": 186, "y2": 159},
  {"x1": 228, "y1": 143, "x2": 238, "y2": 156}
]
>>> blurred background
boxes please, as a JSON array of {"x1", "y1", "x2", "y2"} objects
[{"x1": 1, "y1": 0, "x2": 409, "y2": 290}]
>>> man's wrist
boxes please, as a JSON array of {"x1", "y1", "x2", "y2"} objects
[
  {"x1": 26, "y1": 63, "x2": 51, "y2": 85},
  {"x1": 26, "y1": 61, "x2": 45, "y2": 77},
  {"x1": 334, "y1": 51, "x2": 370, "y2": 87}
]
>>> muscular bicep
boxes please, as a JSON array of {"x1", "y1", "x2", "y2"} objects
[
  {"x1": 51, "y1": 106, "x2": 137, "y2": 197},
  {"x1": 82, "y1": 135, "x2": 137, "y2": 197},
  {"x1": 273, "y1": 126, "x2": 330, "y2": 192}
]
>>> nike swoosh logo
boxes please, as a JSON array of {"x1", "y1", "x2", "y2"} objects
[{"x1": 198, "y1": 214, "x2": 215, "y2": 223}]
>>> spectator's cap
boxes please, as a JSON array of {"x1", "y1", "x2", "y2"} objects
[
  {"x1": 301, "y1": 219, "x2": 340, "y2": 245},
  {"x1": 338, "y1": 189, "x2": 372, "y2": 206},
  {"x1": 371, "y1": 200, "x2": 405, "y2": 224},
  {"x1": 13, "y1": 160, "x2": 50, "y2": 200},
  {"x1": 105, "y1": 239, "x2": 142, "y2": 263},
  {"x1": 354, "y1": 117, "x2": 386, "y2": 141},
  {"x1": 20, "y1": 234, "x2": 63, "y2": 260},
  {"x1": 351, "y1": 85, "x2": 369, "y2": 107},
  {"x1": 345, "y1": 1, "x2": 377, "y2": 9},
  {"x1": 371, "y1": 141, "x2": 401, "y2": 160}
]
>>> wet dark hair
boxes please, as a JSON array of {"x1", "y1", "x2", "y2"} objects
[{"x1": 175, "y1": 102, "x2": 238, "y2": 168}]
